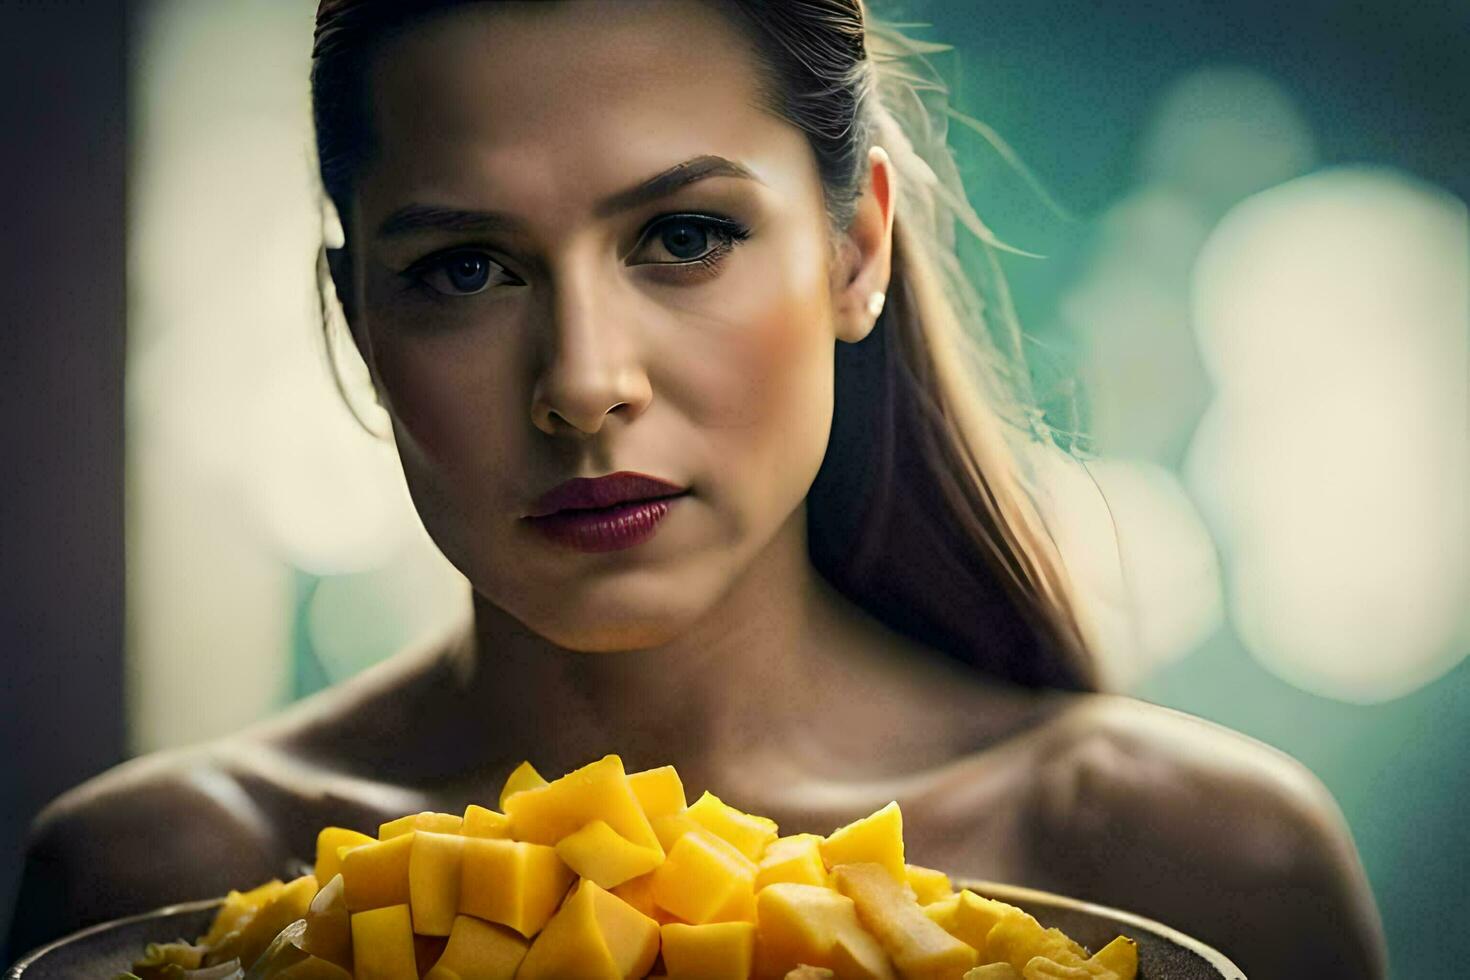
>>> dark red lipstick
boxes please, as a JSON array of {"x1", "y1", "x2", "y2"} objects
[{"x1": 523, "y1": 472, "x2": 689, "y2": 552}]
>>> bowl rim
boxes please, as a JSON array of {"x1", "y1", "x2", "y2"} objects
[
  {"x1": 10, "y1": 884, "x2": 1246, "y2": 979},
  {"x1": 961, "y1": 878, "x2": 1245, "y2": 979}
]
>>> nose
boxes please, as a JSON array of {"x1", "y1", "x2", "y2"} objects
[{"x1": 529, "y1": 268, "x2": 652, "y2": 438}]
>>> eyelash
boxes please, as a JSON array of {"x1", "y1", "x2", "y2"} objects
[{"x1": 400, "y1": 213, "x2": 752, "y2": 297}]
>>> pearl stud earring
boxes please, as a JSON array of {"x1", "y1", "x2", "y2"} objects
[{"x1": 866, "y1": 290, "x2": 886, "y2": 318}]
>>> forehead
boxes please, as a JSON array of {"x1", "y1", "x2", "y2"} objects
[{"x1": 361, "y1": 0, "x2": 813, "y2": 220}]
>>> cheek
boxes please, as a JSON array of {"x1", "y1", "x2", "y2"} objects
[
  {"x1": 667, "y1": 266, "x2": 837, "y2": 521},
  {"x1": 367, "y1": 323, "x2": 523, "y2": 501}
]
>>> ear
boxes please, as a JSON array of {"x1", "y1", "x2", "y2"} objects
[
  {"x1": 833, "y1": 146, "x2": 896, "y2": 344},
  {"x1": 325, "y1": 246, "x2": 360, "y2": 344}
]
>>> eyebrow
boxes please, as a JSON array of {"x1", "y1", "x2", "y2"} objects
[{"x1": 375, "y1": 154, "x2": 761, "y2": 239}]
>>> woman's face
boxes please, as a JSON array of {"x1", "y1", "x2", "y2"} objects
[{"x1": 342, "y1": 0, "x2": 867, "y2": 651}]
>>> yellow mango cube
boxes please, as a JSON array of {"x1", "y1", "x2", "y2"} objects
[
  {"x1": 1088, "y1": 936, "x2": 1137, "y2": 980},
  {"x1": 984, "y1": 915, "x2": 1089, "y2": 974},
  {"x1": 422, "y1": 914, "x2": 529, "y2": 980},
  {"x1": 556, "y1": 818, "x2": 665, "y2": 888},
  {"x1": 660, "y1": 921, "x2": 756, "y2": 980},
  {"x1": 923, "y1": 894, "x2": 962, "y2": 934},
  {"x1": 961, "y1": 967, "x2": 1022, "y2": 980},
  {"x1": 652, "y1": 829, "x2": 756, "y2": 925},
  {"x1": 314, "y1": 828, "x2": 375, "y2": 889},
  {"x1": 235, "y1": 874, "x2": 319, "y2": 970},
  {"x1": 652, "y1": 811, "x2": 704, "y2": 852},
  {"x1": 410, "y1": 830, "x2": 466, "y2": 936},
  {"x1": 505, "y1": 754, "x2": 664, "y2": 855},
  {"x1": 379, "y1": 810, "x2": 463, "y2": 840},
  {"x1": 905, "y1": 865, "x2": 954, "y2": 905},
  {"x1": 686, "y1": 791, "x2": 779, "y2": 861},
  {"x1": 272, "y1": 957, "x2": 354, "y2": 980},
  {"x1": 459, "y1": 836, "x2": 576, "y2": 937},
  {"x1": 301, "y1": 872, "x2": 351, "y2": 971},
  {"x1": 832, "y1": 862, "x2": 977, "y2": 979},
  {"x1": 756, "y1": 834, "x2": 829, "y2": 891},
  {"x1": 628, "y1": 765, "x2": 688, "y2": 819},
  {"x1": 752, "y1": 882, "x2": 893, "y2": 980},
  {"x1": 198, "y1": 878, "x2": 283, "y2": 948},
  {"x1": 831, "y1": 930, "x2": 899, "y2": 980},
  {"x1": 499, "y1": 760, "x2": 548, "y2": 810},
  {"x1": 350, "y1": 904, "x2": 418, "y2": 980},
  {"x1": 462, "y1": 804, "x2": 510, "y2": 839},
  {"x1": 611, "y1": 872, "x2": 681, "y2": 924},
  {"x1": 341, "y1": 832, "x2": 414, "y2": 912},
  {"x1": 516, "y1": 878, "x2": 660, "y2": 980},
  {"x1": 938, "y1": 891, "x2": 1029, "y2": 960},
  {"x1": 820, "y1": 802, "x2": 905, "y2": 882},
  {"x1": 1021, "y1": 957, "x2": 1118, "y2": 980}
]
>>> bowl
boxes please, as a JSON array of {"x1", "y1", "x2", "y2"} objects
[{"x1": 7, "y1": 879, "x2": 1246, "y2": 978}]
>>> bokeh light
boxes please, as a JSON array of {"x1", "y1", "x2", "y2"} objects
[{"x1": 1186, "y1": 167, "x2": 1469, "y2": 702}]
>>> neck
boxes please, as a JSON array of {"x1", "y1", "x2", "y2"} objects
[{"x1": 452, "y1": 506, "x2": 863, "y2": 796}]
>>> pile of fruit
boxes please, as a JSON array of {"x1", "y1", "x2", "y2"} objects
[{"x1": 120, "y1": 754, "x2": 1137, "y2": 979}]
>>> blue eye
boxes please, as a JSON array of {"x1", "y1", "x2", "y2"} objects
[
  {"x1": 635, "y1": 214, "x2": 751, "y2": 272},
  {"x1": 406, "y1": 249, "x2": 514, "y2": 296}
]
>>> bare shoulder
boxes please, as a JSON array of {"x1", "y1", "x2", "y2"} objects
[
  {"x1": 4, "y1": 744, "x2": 286, "y2": 963},
  {"x1": 4, "y1": 625, "x2": 472, "y2": 963},
  {"x1": 1018, "y1": 693, "x2": 1387, "y2": 980}
]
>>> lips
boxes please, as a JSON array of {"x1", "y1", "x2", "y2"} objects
[{"x1": 524, "y1": 471, "x2": 689, "y2": 518}]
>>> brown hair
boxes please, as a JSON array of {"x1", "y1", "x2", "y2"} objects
[{"x1": 311, "y1": 0, "x2": 1099, "y2": 691}]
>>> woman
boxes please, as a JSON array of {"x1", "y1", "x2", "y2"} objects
[{"x1": 7, "y1": 2, "x2": 1385, "y2": 977}]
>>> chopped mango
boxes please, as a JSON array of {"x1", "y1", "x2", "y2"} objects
[
  {"x1": 686, "y1": 791, "x2": 779, "y2": 861},
  {"x1": 905, "y1": 865, "x2": 954, "y2": 905},
  {"x1": 409, "y1": 830, "x2": 466, "y2": 936},
  {"x1": 199, "y1": 878, "x2": 283, "y2": 948},
  {"x1": 459, "y1": 836, "x2": 576, "y2": 937},
  {"x1": 937, "y1": 891, "x2": 1029, "y2": 961},
  {"x1": 1088, "y1": 936, "x2": 1137, "y2": 980},
  {"x1": 628, "y1": 765, "x2": 688, "y2": 819},
  {"x1": 349, "y1": 904, "x2": 417, "y2": 980},
  {"x1": 379, "y1": 811, "x2": 463, "y2": 840},
  {"x1": 651, "y1": 829, "x2": 756, "y2": 925},
  {"x1": 756, "y1": 834, "x2": 829, "y2": 891},
  {"x1": 462, "y1": 804, "x2": 511, "y2": 839},
  {"x1": 505, "y1": 754, "x2": 664, "y2": 856},
  {"x1": 235, "y1": 873, "x2": 319, "y2": 970},
  {"x1": 423, "y1": 914, "x2": 529, "y2": 980},
  {"x1": 1020, "y1": 957, "x2": 1118, "y2": 980},
  {"x1": 272, "y1": 955, "x2": 354, "y2": 979},
  {"x1": 984, "y1": 915, "x2": 1089, "y2": 974},
  {"x1": 300, "y1": 873, "x2": 351, "y2": 970},
  {"x1": 517, "y1": 878, "x2": 660, "y2": 980},
  {"x1": 922, "y1": 894, "x2": 962, "y2": 935},
  {"x1": 557, "y1": 818, "x2": 665, "y2": 888},
  {"x1": 832, "y1": 862, "x2": 976, "y2": 979},
  {"x1": 652, "y1": 811, "x2": 705, "y2": 852},
  {"x1": 314, "y1": 828, "x2": 375, "y2": 889},
  {"x1": 174, "y1": 754, "x2": 1144, "y2": 980},
  {"x1": 610, "y1": 872, "x2": 681, "y2": 925},
  {"x1": 820, "y1": 802, "x2": 905, "y2": 882},
  {"x1": 341, "y1": 833, "x2": 414, "y2": 912},
  {"x1": 499, "y1": 760, "x2": 549, "y2": 810},
  {"x1": 962, "y1": 966, "x2": 1022, "y2": 980},
  {"x1": 660, "y1": 921, "x2": 756, "y2": 980},
  {"x1": 752, "y1": 883, "x2": 893, "y2": 980}
]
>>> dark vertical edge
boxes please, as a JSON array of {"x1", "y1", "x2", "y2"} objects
[{"x1": 0, "y1": 0, "x2": 133, "y2": 945}]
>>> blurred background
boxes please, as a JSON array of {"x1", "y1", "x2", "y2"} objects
[{"x1": 2, "y1": 0, "x2": 1465, "y2": 975}]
